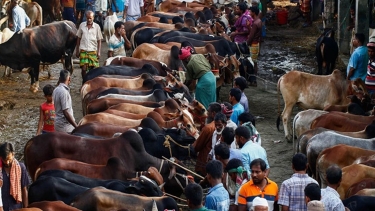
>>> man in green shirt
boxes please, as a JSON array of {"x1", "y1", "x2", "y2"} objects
[
  {"x1": 185, "y1": 183, "x2": 215, "y2": 211},
  {"x1": 179, "y1": 46, "x2": 217, "y2": 109}
]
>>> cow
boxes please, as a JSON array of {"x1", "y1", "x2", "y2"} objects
[
  {"x1": 97, "y1": 89, "x2": 168, "y2": 103},
  {"x1": 139, "y1": 127, "x2": 196, "y2": 160},
  {"x1": 81, "y1": 74, "x2": 155, "y2": 99},
  {"x1": 34, "y1": 157, "x2": 163, "y2": 185},
  {"x1": 27, "y1": 201, "x2": 81, "y2": 211},
  {"x1": 102, "y1": 109, "x2": 147, "y2": 119},
  {"x1": 276, "y1": 70, "x2": 366, "y2": 141},
  {"x1": 130, "y1": 27, "x2": 166, "y2": 49},
  {"x1": 13, "y1": 208, "x2": 42, "y2": 211},
  {"x1": 103, "y1": 12, "x2": 118, "y2": 43},
  {"x1": 37, "y1": 170, "x2": 163, "y2": 196},
  {"x1": 310, "y1": 112, "x2": 375, "y2": 131},
  {"x1": 86, "y1": 98, "x2": 162, "y2": 115},
  {"x1": 103, "y1": 57, "x2": 167, "y2": 75},
  {"x1": 337, "y1": 164, "x2": 375, "y2": 199},
  {"x1": 316, "y1": 145, "x2": 375, "y2": 187},
  {"x1": 31, "y1": 0, "x2": 61, "y2": 23},
  {"x1": 82, "y1": 64, "x2": 162, "y2": 84},
  {"x1": 132, "y1": 43, "x2": 185, "y2": 72},
  {"x1": 316, "y1": 28, "x2": 338, "y2": 75},
  {"x1": 343, "y1": 195, "x2": 375, "y2": 211},
  {"x1": 0, "y1": 21, "x2": 76, "y2": 92},
  {"x1": 306, "y1": 132, "x2": 375, "y2": 182},
  {"x1": 78, "y1": 112, "x2": 143, "y2": 127},
  {"x1": 292, "y1": 109, "x2": 328, "y2": 153},
  {"x1": 355, "y1": 188, "x2": 375, "y2": 197},
  {"x1": 24, "y1": 131, "x2": 191, "y2": 196},
  {"x1": 72, "y1": 122, "x2": 131, "y2": 138},
  {"x1": 345, "y1": 178, "x2": 375, "y2": 199},
  {"x1": 71, "y1": 187, "x2": 178, "y2": 211}
]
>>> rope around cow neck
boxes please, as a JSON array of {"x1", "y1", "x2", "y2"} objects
[{"x1": 163, "y1": 135, "x2": 191, "y2": 158}]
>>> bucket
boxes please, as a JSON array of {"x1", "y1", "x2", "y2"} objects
[{"x1": 277, "y1": 10, "x2": 288, "y2": 25}]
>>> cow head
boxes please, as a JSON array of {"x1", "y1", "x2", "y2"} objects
[
  {"x1": 134, "y1": 175, "x2": 163, "y2": 197},
  {"x1": 187, "y1": 100, "x2": 208, "y2": 127},
  {"x1": 164, "y1": 110, "x2": 199, "y2": 139}
]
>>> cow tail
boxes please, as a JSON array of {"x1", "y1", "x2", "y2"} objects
[
  {"x1": 276, "y1": 78, "x2": 281, "y2": 131},
  {"x1": 293, "y1": 114, "x2": 299, "y2": 154}
]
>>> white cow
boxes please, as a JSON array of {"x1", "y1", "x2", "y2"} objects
[{"x1": 103, "y1": 12, "x2": 118, "y2": 44}]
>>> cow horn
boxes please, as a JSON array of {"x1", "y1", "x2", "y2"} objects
[
  {"x1": 152, "y1": 200, "x2": 158, "y2": 211},
  {"x1": 351, "y1": 84, "x2": 359, "y2": 92},
  {"x1": 159, "y1": 182, "x2": 166, "y2": 189}
]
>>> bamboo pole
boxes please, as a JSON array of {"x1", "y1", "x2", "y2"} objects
[{"x1": 162, "y1": 156, "x2": 205, "y2": 180}]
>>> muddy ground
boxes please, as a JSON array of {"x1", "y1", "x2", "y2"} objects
[{"x1": 0, "y1": 6, "x2": 346, "y2": 193}]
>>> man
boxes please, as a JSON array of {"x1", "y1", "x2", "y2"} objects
[
  {"x1": 320, "y1": 165, "x2": 345, "y2": 211},
  {"x1": 235, "y1": 126, "x2": 270, "y2": 176},
  {"x1": 209, "y1": 113, "x2": 228, "y2": 161},
  {"x1": 193, "y1": 102, "x2": 222, "y2": 175},
  {"x1": 124, "y1": 0, "x2": 144, "y2": 21},
  {"x1": 221, "y1": 102, "x2": 237, "y2": 131},
  {"x1": 221, "y1": 126, "x2": 238, "y2": 149},
  {"x1": 252, "y1": 197, "x2": 269, "y2": 211},
  {"x1": 224, "y1": 158, "x2": 248, "y2": 211},
  {"x1": 347, "y1": 33, "x2": 368, "y2": 81},
  {"x1": 238, "y1": 112, "x2": 261, "y2": 145},
  {"x1": 180, "y1": 46, "x2": 216, "y2": 109},
  {"x1": 237, "y1": 158, "x2": 279, "y2": 211},
  {"x1": 185, "y1": 183, "x2": 214, "y2": 211},
  {"x1": 304, "y1": 183, "x2": 324, "y2": 211},
  {"x1": 234, "y1": 76, "x2": 249, "y2": 113},
  {"x1": 0, "y1": 142, "x2": 30, "y2": 211},
  {"x1": 366, "y1": 41, "x2": 375, "y2": 95},
  {"x1": 215, "y1": 143, "x2": 242, "y2": 167},
  {"x1": 108, "y1": 21, "x2": 131, "y2": 58},
  {"x1": 229, "y1": 88, "x2": 245, "y2": 125},
  {"x1": 61, "y1": 0, "x2": 77, "y2": 23},
  {"x1": 95, "y1": 0, "x2": 107, "y2": 29},
  {"x1": 247, "y1": 6, "x2": 262, "y2": 87},
  {"x1": 52, "y1": 70, "x2": 77, "y2": 133},
  {"x1": 9, "y1": 0, "x2": 30, "y2": 32},
  {"x1": 231, "y1": 2, "x2": 251, "y2": 43},
  {"x1": 76, "y1": 10, "x2": 103, "y2": 79},
  {"x1": 205, "y1": 160, "x2": 230, "y2": 211},
  {"x1": 278, "y1": 153, "x2": 318, "y2": 211},
  {"x1": 300, "y1": 0, "x2": 311, "y2": 27}
]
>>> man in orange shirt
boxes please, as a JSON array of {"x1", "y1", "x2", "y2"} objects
[
  {"x1": 237, "y1": 158, "x2": 279, "y2": 211},
  {"x1": 193, "y1": 102, "x2": 222, "y2": 175}
]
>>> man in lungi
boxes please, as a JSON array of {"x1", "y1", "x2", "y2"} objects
[
  {"x1": 179, "y1": 46, "x2": 216, "y2": 109},
  {"x1": 247, "y1": 6, "x2": 262, "y2": 87},
  {"x1": 76, "y1": 10, "x2": 103, "y2": 80}
]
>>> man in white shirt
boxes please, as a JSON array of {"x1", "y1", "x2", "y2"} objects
[
  {"x1": 76, "y1": 10, "x2": 103, "y2": 79},
  {"x1": 321, "y1": 165, "x2": 346, "y2": 211},
  {"x1": 107, "y1": 21, "x2": 130, "y2": 58},
  {"x1": 124, "y1": 0, "x2": 144, "y2": 21}
]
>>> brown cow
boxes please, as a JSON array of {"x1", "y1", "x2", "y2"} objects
[
  {"x1": 72, "y1": 122, "x2": 130, "y2": 138},
  {"x1": 277, "y1": 70, "x2": 366, "y2": 141},
  {"x1": 355, "y1": 188, "x2": 375, "y2": 197},
  {"x1": 316, "y1": 145, "x2": 375, "y2": 187},
  {"x1": 78, "y1": 112, "x2": 143, "y2": 127},
  {"x1": 32, "y1": 0, "x2": 61, "y2": 23},
  {"x1": 102, "y1": 109, "x2": 146, "y2": 119},
  {"x1": 35, "y1": 157, "x2": 163, "y2": 185},
  {"x1": 109, "y1": 102, "x2": 158, "y2": 115},
  {"x1": 310, "y1": 112, "x2": 375, "y2": 131},
  {"x1": 71, "y1": 187, "x2": 178, "y2": 211},
  {"x1": 337, "y1": 164, "x2": 375, "y2": 199},
  {"x1": 13, "y1": 208, "x2": 42, "y2": 211},
  {"x1": 27, "y1": 201, "x2": 81, "y2": 211},
  {"x1": 81, "y1": 74, "x2": 153, "y2": 99},
  {"x1": 345, "y1": 178, "x2": 375, "y2": 199},
  {"x1": 87, "y1": 98, "x2": 162, "y2": 114}
]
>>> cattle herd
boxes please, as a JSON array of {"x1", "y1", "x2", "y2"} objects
[{"x1": 0, "y1": 0, "x2": 375, "y2": 210}]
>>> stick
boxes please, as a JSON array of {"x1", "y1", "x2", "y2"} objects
[
  {"x1": 164, "y1": 192, "x2": 187, "y2": 202},
  {"x1": 162, "y1": 156, "x2": 205, "y2": 180}
]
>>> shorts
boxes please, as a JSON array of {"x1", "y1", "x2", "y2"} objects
[{"x1": 249, "y1": 43, "x2": 260, "y2": 62}]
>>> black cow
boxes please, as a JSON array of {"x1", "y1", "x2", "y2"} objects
[
  {"x1": 82, "y1": 64, "x2": 160, "y2": 83},
  {"x1": 132, "y1": 27, "x2": 166, "y2": 49},
  {"x1": 38, "y1": 170, "x2": 162, "y2": 196},
  {"x1": 172, "y1": 16, "x2": 184, "y2": 24},
  {"x1": 0, "y1": 21, "x2": 76, "y2": 92},
  {"x1": 139, "y1": 127, "x2": 196, "y2": 160},
  {"x1": 97, "y1": 84, "x2": 164, "y2": 98},
  {"x1": 238, "y1": 56, "x2": 255, "y2": 83},
  {"x1": 316, "y1": 28, "x2": 338, "y2": 75},
  {"x1": 154, "y1": 30, "x2": 223, "y2": 43},
  {"x1": 343, "y1": 195, "x2": 375, "y2": 211}
]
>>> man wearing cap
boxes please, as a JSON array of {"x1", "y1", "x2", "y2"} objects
[
  {"x1": 234, "y1": 76, "x2": 249, "y2": 113},
  {"x1": 252, "y1": 197, "x2": 269, "y2": 211},
  {"x1": 237, "y1": 158, "x2": 278, "y2": 211},
  {"x1": 179, "y1": 46, "x2": 216, "y2": 109}
]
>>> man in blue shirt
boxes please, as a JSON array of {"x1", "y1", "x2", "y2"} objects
[
  {"x1": 347, "y1": 33, "x2": 368, "y2": 81},
  {"x1": 10, "y1": 0, "x2": 30, "y2": 32},
  {"x1": 235, "y1": 126, "x2": 270, "y2": 177},
  {"x1": 185, "y1": 183, "x2": 215, "y2": 211},
  {"x1": 229, "y1": 88, "x2": 245, "y2": 125},
  {"x1": 205, "y1": 160, "x2": 230, "y2": 211},
  {"x1": 234, "y1": 76, "x2": 249, "y2": 113}
]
